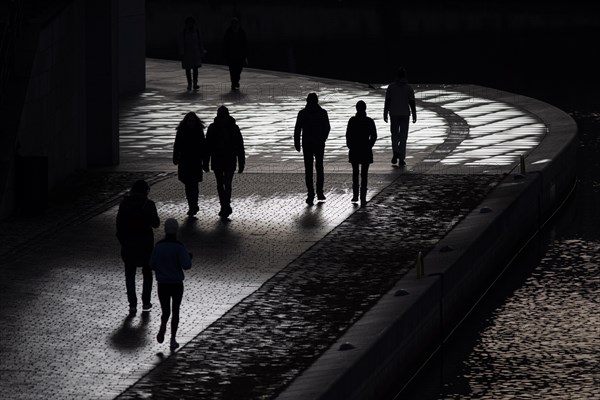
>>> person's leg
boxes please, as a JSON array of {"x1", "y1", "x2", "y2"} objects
[
  {"x1": 351, "y1": 163, "x2": 359, "y2": 202},
  {"x1": 141, "y1": 262, "x2": 153, "y2": 310},
  {"x1": 360, "y1": 163, "x2": 370, "y2": 206},
  {"x1": 192, "y1": 67, "x2": 199, "y2": 89},
  {"x1": 302, "y1": 149, "x2": 315, "y2": 204},
  {"x1": 315, "y1": 144, "x2": 325, "y2": 199},
  {"x1": 184, "y1": 181, "x2": 199, "y2": 215},
  {"x1": 185, "y1": 69, "x2": 192, "y2": 90},
  {"x1": 214, "y1": 169, "x2": 227, "y2": 216},
  {"x1": 228, "y1": 63, "x2": 236, "y2": 89},
  {"x1": 223, "y1": 169, "x2": 235, "y2": 215},
  {"x1": 397, "y1": 116, "x2": 410, "y2": 164},
  {"x1": 390, "y1": 116, "x2": 401, "y2": 163},
  {"x1": 156, "y1": 283, "x2": 172, "y2": 343},
  {"x1": 233, "y1": 60, "x2": 243, "y2": 88},
  {"x1": 124, "y1": 260, "x2": 137, "y2": 312},
  {"x1": 170, "y1": 283, "x2": 184, "y2": 349}
]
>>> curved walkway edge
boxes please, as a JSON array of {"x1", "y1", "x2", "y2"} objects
[{"x1": 276, "y1": 90, "x2": 578, "y2": 399}]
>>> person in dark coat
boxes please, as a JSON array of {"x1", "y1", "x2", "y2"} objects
[
  {"x1": 150, "y1": 218, "x2": 192, "y2": 350},
  {"x1": 223, "y1": 17, "x2": 248, "y2": 91},
  {"x1": 383, "y1": 66, "x2": 417, "y2": 166},
  {"x1": 116, "y1": 180, "x2": 161, "y2": 314},
  {"x1": 346, "y1": 100, "x2": 377, "y2": 206},
  {"x1": 294, "y1": 92, "x2": 331, "y2": 205},
  {"x1": 178, "y1": 16, "x2": 206, "y2": 91},
  {"x1": 173, "y1": 112, "x2": 209, "y2": 217},
  {"x1": 206, "y1": 106, "x2": 245, "y2": 218}
]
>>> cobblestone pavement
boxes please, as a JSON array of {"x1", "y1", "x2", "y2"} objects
[
  {"x1": 0, "y1": 59, "x2": 550, "y2": 400},
  {"x1": 117, "y1": 173, "x2": 499, "y2": 400}
]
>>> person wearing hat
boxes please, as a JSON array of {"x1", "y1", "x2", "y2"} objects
[
  {"x1": 150, "y1": 218, "x2": 192, "y2": 350},
  {"x1": 205, "y1": 105, "x2": 246, "y2": 218},
  {"x1": 294, "y1": 92, "x2": 331, "y2": 205},
  {"x1": 116, "y1": 180, "x2": 160, "y2": 315}
]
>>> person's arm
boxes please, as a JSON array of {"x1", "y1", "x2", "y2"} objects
[
  {"x1": 148, "y1": 201, "x2": 160, "y2": 229},
  {"x1": 179, "y1": 245, "x2": 192, "y2": 270},
  {"x1": 173, "y1": 131, "x2": 180, "y2": 165},
  {"x1": 345, "y1": 119, "x2": 352, "y2": 149},
  {"x1": 383, "y1": 88, "x2": 391, "y2": 123},
  {"x1": 294, "y1": 111, "x2": 302, "y2": 152},
  {"x1": 236, "y1": 125, "x2": 245, "y2": 173},
  {"x1": 323, "y1": 110, "x2": 331, "y2": 141},
  {"x1": 370, "y1": 118, "x2": 378, "y2": 147},
  {"x1": 409, "y1": 87, "x2": 417, "y2": 123}
]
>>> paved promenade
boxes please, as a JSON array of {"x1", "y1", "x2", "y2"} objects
[{"x1": 0, "y1": 59, "x2": 548, "y2": 399}]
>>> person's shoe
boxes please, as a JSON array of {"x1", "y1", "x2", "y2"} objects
[
  {"x1": 193, "y1": 83, "x2": 200, "y2": 90},
  {"x1": 186, "y1": 84, "x2": 192, "y2": 91},
  {"x1": 317, "y1": 193, "x2": 326, "y2": 201},
  {"x1": 157, "y1": 325, "x2": 166, "y2": 344},
  {"x1": 187, "y1": 205, "x2": 199, "y2": 216},
  {"x1": 142, "y1": 303, "x2": 152, "y2": 312},
  {"x1": 360, "y1": 200, "x2": 367, "y2": 207},
  {"x1": 398, "y1": 160, "x2": 406, "y2": 166},
  {"x1": 391, "y1": 156, "x2": 397, "y2": 164},
  {"x1": 170, "y1": 338, "x2": 180, "y2": 350},
  {"x1": 128, "y1": 305, "x2": 137, "y2": 315},
  {"x1": 225, "y1": 206, "x2": 233, "y2": 217},
  {"x1": 351, "y1": 196, "x2": 358, "y2": 202},
  {"x1": 306, "y1": 194, "x2": 315, "y2": 206}
]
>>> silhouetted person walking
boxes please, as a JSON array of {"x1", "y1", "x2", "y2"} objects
[
  {"x1": 173, "y1": 112, "x2": 209, "y2": 217},
  {"x1": 206, "y1": 106, "x2": 245, "y2": 218},
  {"x1": 178, "y1": 16, "x2": 206, "y2": 91},
  {"x1": 150, "y1": 218, "x2": 191, "y2": 350},
  {"x1": 346, "y1": 100, "x2": 377, "y2": 207},
  {"x1": 294, "y1": 92, "x2": 331, "y2": 205},
  {"x1": 383, "y1": 67, "x2": 417, "y2": 166},
  {"x1": 223, "y1": 17, "x2": 248, "y2": 91},
  {"x1": 116, "y1": 180, "x2": 160, "y2": 315}
]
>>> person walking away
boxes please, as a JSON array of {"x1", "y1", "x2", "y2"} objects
[
  {"x1": 383, "y1": 67, "x2": 417, "y2": 166},
  {"x1": 294, "y1": 92, "x2": 331, "y2": 205},
  {"x1": 178, "y1": 16, "x2": 206, "y2": 91},
  {"x1": 173, "y1": 112, "x2": 209, "y2": 217},
  {"x1": 150, "y1": 218, "x2": 192, "y2": 350},
  {"x1": 346, "y1": 100, "x2": 377, "y2": 207},
  {"x1": 116, "y1": 180, "x2": 160, "y2": 315},
  {"x1": 206, "y1": 106, "x2": 245, "y2": 218},
  {"x1": 223, "y1": 17, "x2": 248, "y2": 91}
]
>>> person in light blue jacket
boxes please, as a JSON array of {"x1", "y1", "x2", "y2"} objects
[{"x1": 150, "y1": 218, "x2": 192, "y2": 350}]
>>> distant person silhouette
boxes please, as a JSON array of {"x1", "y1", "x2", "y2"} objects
[
  {"x1": 173, "y1": 112, "x2": 209, "y2": 217},
  {"x1": 178, "y1": 16, "x2": 206, "y2": 91},
  {"x1": 223, "y1": 17, "x2": 248, "y2": 91},
  {"x1": 346, "y1": 100, "x2": 377, "y2": 207},
  {"x1": 116, "y1": 180, "x2": 160, "y2": 315},
  {"x1": 150, "y1": 218, "x2": 191, "y2": 350},
  {"x1": 294, "y1": 92, "x2": 331, "y2": 205},
  {"x1": 383, "y1": 67, "x2": 417, "y2": 166},
  {"x1": 206, "y1": 106, "x2": 246, "y2": 218}
]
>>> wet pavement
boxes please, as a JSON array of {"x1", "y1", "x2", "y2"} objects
[{"x1": 0, "y1": 59, "x2": 551, "y2": 399}]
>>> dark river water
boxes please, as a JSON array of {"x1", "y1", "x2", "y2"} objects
[{"x1": 395, "y1": 112, "x2": 600, "y2": 400}]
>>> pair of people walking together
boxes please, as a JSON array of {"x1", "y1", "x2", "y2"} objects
[
  {"x1": 295, "y1": 93, "x2": 379, "y2": 207},
  {"x1": 117, "y1": 183, "x2": 191, "y2": 350},
  {"x1": 173, "y1": 106, "x2": 245, "y2": 219}
]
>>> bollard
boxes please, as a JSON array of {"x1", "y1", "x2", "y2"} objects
[
  {"x1": 416, "y1": 251, "x2": 424, "y2": 278},
  {"x1": 519, "y1": 155, "x2": 526, "y2": 176}
]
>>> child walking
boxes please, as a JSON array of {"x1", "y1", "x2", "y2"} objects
[{"x1": 150, "y1": 218, "x2": 192, "y2": 350}]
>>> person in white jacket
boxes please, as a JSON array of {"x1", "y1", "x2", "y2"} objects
[{"x1": 150, "y1": 218, "x2": 192, "y2": 350}]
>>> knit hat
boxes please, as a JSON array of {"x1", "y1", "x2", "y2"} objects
[{"x1": 164, "y1": 218, "x2": 179, "y2": 235}]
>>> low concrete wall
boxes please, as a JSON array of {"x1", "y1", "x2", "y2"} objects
[{"x1": 277, "y1": 90, "x2": 577, "y2": 399}]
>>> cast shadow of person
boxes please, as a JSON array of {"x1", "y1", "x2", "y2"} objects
[
  {"x1": 109, "y1": 312, "x2": 151, "y2": 351},
  {"x1": 297, "y1": 201, "x2": 325, "y2": 229}
]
